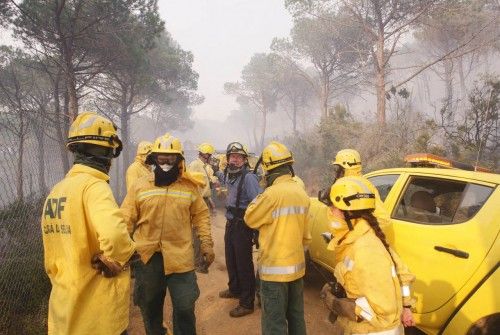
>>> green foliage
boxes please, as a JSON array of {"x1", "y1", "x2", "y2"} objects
[
  {"x1": 283, "y1": 104, "x2": 361, "y2": 192},
  {"x1": 0, "y1": 196, "x2": 50, "y2": 335},
  {"x1": 440, "y1": 75, "x2": 499, "y2": 170}
]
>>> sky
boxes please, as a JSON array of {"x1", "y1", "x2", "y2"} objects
[{"x1": 158, "y1": 0, "x2": 293, "y2": 121}]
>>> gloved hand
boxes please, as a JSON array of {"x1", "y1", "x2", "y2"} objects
[
  {"x1": 401, "y1": 307, "x2": 416, "y2": 327},
  {"x1": 200, "y1": 243, "x2": 215, "y2": 268},
  {"x1": 332, "y1": 296, "x2": 357, "y2": 322},
  {"x1": 320, "y1": 283, "x2": 336, "y2": 312},
  {"x1": 91, "y1": 253, "x2": 123, "y2": 278},
  {"x1": 320, "y1": 283, "x2": 357, "y2": 321}
]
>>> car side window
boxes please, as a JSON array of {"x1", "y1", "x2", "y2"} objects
[
  {"x1": 452, "y1": 184, "x2": 493, "y2": 223},
  {"x1": 393, "y1": 177, "x2": 494, "y2": 225},
  {"x1": 367, "y1": 174, "x2": 399, "y2": 202}
]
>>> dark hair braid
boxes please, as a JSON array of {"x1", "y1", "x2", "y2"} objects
[
  {"x1": 360, "y1": 210, "x2": 390, "y2": 252},
  {"x1": 350, "y1": 209, "x2": 396, "y2": 265}
]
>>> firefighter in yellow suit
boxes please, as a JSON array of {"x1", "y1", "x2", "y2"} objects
[
  {"x1": 245, "y1": 141, "x2": 311, "y2": 335},
  {"x1": 41, "y1": 112, "x2": 136, "y2": 335},
  {"x1": 121, "y1": 133, "x2": 214, "y2": 335},
  {"x1": 321, "y1": 177, "x2": 403, "y2": 335},
  {"x1": 188, "y1": 142, "x2": 219, "y2": 206},
  {"x1": 188, "y1": 142, "x2": 219, "y2": 273},
  {"x1": 330, "y1": 149, "x2": 416, "y2": 327},
  {"x1": 126, "y1": 141, "x2": 152, "y2": 191}
]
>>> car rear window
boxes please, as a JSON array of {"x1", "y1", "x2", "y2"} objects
[
  {"x1": 393, "y1": 177, "x2": 494, "y2": 225},
  {"x1": 367, "y1": 174, "x2": 400, "y2": 202}
]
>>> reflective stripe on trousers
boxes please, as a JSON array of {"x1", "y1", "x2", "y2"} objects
[
  {"x1": 259, "y1": 262, "x2": 305, "y2": 275},
  {"x1": 353, "y1": 324, "x2": 404, "y2": 335}
]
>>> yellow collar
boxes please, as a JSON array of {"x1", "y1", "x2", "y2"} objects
[
  {"x1": 271, "y1": 174, "x2": 293, "y2": 185},
  {"x1": 327, "y1": 215, "x2": 371, "y2": 250},
  {"x1": 67, "y1": 164, "x2": 110, "y2": 182}
]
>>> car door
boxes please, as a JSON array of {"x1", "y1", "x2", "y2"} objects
[
  {"x1": 383, "y1": 173, "x2": 498, "y2": 314},
  {"x1": 307, "y1": 198, "x2": 335, "y2": 272}
]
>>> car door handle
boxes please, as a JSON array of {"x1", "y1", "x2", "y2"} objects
[{"x1": 434, "y1": 246, "x2": 469, "y2": 259}]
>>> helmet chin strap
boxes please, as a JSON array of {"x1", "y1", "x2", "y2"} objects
[{"x1": 344, "y1": 211, "x2": 354, "y2": 231}]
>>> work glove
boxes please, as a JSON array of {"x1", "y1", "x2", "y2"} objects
[
  {"x1": 320, "y1": 284, "x2": 357, "y2": 322},
  {"x1": 200, "y1": 243, "x2": 215, "y2": 268},
  {"x1": 91, "y1": 253, "x2": 123, "y2": 278}
]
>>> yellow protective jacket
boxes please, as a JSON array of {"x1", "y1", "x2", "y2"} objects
[
  {"x1": 121, "y1": 173, "x2": 212, "y2": 274},
  {"x1": 125, "y1": 155, "x2": 151, "y2": 191},
  {"x1": 188, "y1": 158, "x2": 217, "y2": 198},
  {"x1": 326, "y1": 213, "x2": 402, "y2": 334},
  {"x1": 341, "y1": 175, "x2": 416, "y2": 307},
  {"x1": 244, "y1": 174, "x2": 312, "y2": 282},
  {"x1": 41, "y1": 164, "x2": 136, "y2": 335}
]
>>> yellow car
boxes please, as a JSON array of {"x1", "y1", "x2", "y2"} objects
[{"x1": 308, "y1": 166, "x2": 500, "y2": 334}]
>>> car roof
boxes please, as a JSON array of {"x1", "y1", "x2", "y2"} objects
[{"x1": 365, "y1": 168, "x2": 500, "y2": 185}]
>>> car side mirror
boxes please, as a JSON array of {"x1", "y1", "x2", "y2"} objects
[{"x1": 321, "y1": 232, "x2": 333, "y2": 244}]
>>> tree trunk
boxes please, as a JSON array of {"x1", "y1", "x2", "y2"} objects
[
  {"x1": 457, "y1": 58, "x2": 467, "y2": 100},
  {"x1": 321, "y1": 76, "x2": 329, "y2": 119},
  {"x1": 114, "y1": 154, "x2": 122, "y2": 201},
  {"x1": 54, "y1": 77, "x2": 70, "y2": 173},
  {"x1": 17, "y1": 120, "x2": 25, "y2": 202},
  {"x1": 259, "y1": 108, "x2": 268, "y2": 151},
  {"x1": 35, "y1": 119, "x2": 47, "y2": 195},
  {"x1": 443, "y1": 60, "x2": 454, "y2": 111},
  {"x1": 66, "y1": 69, "x2": 79, "y2": 120},
  {"x1": 375, "y1": 34, "x2": 386, "y2": 126},
  {"x1": 120, "y1": 100, "x2": 131, "y2": 168},
  {"x1": 120, "y1": 104, "x2": 131, "y2": 199},
  {"x1": 252, "y1": 113, "x2": 259, "y2": 151}
]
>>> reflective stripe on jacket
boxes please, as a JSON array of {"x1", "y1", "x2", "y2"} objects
[
  {"x1": 125, "y1": 156, "x2": 151, "y2": 191},
  {"x1": 121, "y1": 173, "x2": 212, "y2": 274},
  {"x1": 244, "y1": 174, "x2": 311, "y2": 282},
  {"x1": 42, "y1": 164, "x2": 136, "y2": 335},
  {"x1": 338, "y1": 175, "x2": 416, "y2": 307},
  {"x1": 328, "y1": 216, "x2": 402, "y2": 333}
]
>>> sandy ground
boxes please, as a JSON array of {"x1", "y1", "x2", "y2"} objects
[{"x1": 127, "y1": 210, "x2": 334, "y2": 335}]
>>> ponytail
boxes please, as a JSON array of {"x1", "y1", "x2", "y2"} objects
[{"x1": 350, "y1": 210, "x2": 396, "y2": 264}]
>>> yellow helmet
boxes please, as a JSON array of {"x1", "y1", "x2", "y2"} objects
[
  {"x1": 198, "y1": 142, "x2": 215, "y2": 155},
  {"x1": 151, "y1": 133, "x2": 184, "y2": 156},
  {"x1": 226, "y1": 142, "x2": 249, "y2": 157},
  {"x1": 67, "y1": 112, "x2": 122, "y2": 155},
  {"x1": 261, "y1": 141, "x2": 294, "y2": 172},
  {"x1": 329, "y1": 177, "x2": 375, "y2": 211},
  {"x1": 136, "y1": 141, "x2": 152, "y2": 156},
  {"x1": 332, "y1": 149, "x2": 362, "y2": 176}
]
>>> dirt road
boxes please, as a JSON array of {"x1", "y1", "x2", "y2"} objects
[{"x1": 127, "y1": 211, "x2": 333, "y2": 335}]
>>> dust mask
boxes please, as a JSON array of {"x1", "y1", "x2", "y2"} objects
[{"x1": 159, "y1": 164, "x2": 174, "y2": 172}]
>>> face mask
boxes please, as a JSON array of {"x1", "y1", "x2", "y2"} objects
[
  {"x1": 154, "y1": 163, "x2": 180, "y2": 186},
  {"x1": 159, "y1": 164, "x2": 174, "y2": 172}
]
